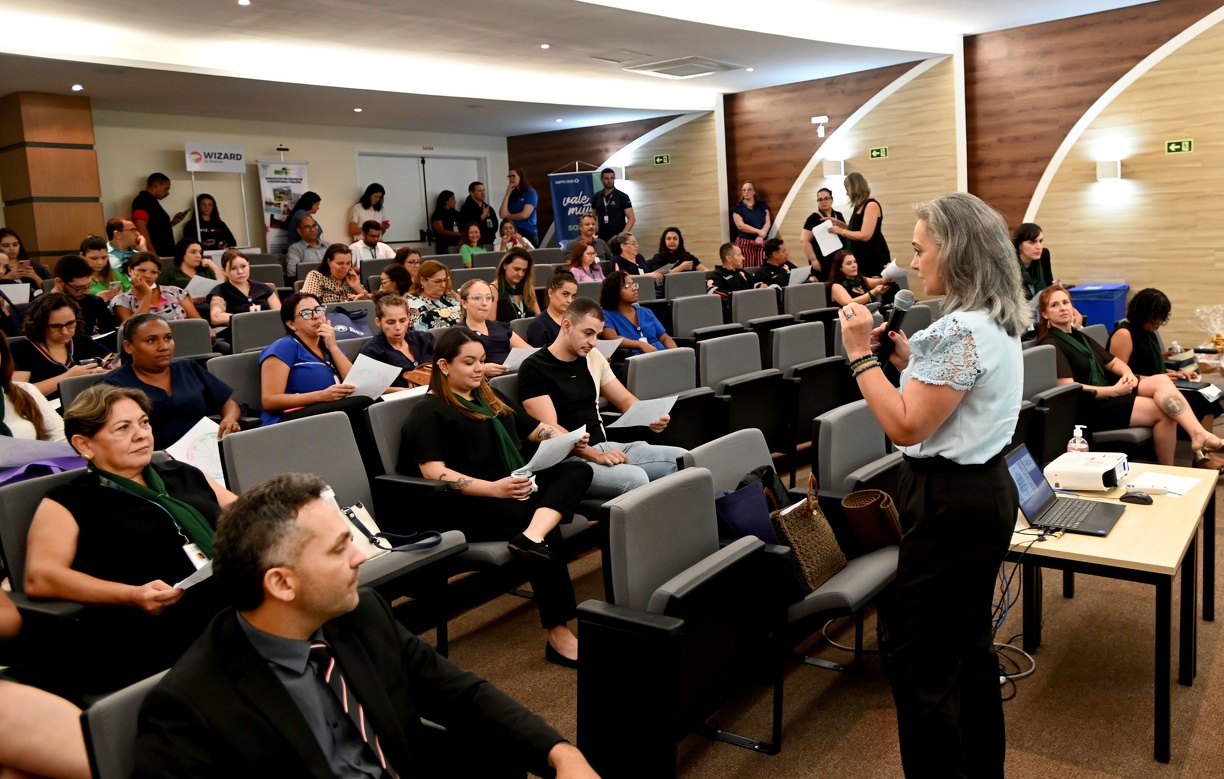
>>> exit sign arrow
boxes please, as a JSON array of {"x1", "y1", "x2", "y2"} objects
[
  {"x1": 653, "y1": 154, "x2": 671, "y2": 165},
  {"x1": 869, "y1": 146, "x2": 889, "y2": 159},
  {"x1": 1166, "y1": 139, "x2": 1194, "y2": 154}
]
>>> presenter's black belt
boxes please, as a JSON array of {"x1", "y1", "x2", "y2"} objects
[{"x1": 902, "y1": 450, "x2": 1005, "y2": 473}]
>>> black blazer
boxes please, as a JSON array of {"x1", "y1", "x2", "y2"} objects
[{"x1": 134, "y1": 591, "x2": 564, "y2": 778}]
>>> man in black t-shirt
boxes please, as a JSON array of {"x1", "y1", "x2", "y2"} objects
[
  {"x1": 518, "y1": 298, "x2": 686, "y2": 498},
  {"x1": 53, "y1": 254, "x2": 118, "y2": 338},
  {"x1": 800, "y1": 187, "x2": 846, "y2": 282},
  {"x1": 458, "y1": 181, "x2": 499, "y2": 245},
  {"x1": 132, "y1": 172, "x2": 187, "y2": 258},
  {"x1": 753, "y1": 238, "x2": 797, "y2": 289},
  {"x1": 707, "y1": 243, "x2": 759, "y2": 297},
  {"x1": 591, "y1": 169, "x2": 634, "y2": 242}
]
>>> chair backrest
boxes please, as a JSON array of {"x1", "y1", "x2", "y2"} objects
[
  {"x1": 451, "y1": 266, "x2": 497, "y2": 285},
  {"x1": 230, "y1": 309, "x2": 286, "y2": 353},
  {"x1": 698, "y1": 332, "x2": 761, "y2": 390},
  {"x1": 900, "y1": 304, "x2": 932, "y2": 337},
  {"x1": 830, "y1": 312, "x2": 883, "y2": 357},
  {"x1": 168, "y1": 318, "x2": 213, "y2": 358},
  {"x1": 782, "y1": 282, "x2": 826, "y2": 315},
  {"x1": 730, "y1": 288, "x2": 780, "y2": 325},
  {"x1": 365, "y1": 393, "x2": 431, "y2": 473},
  {"x1": 243, "y1": 253, "x2": 283, "y2": 268},
  {"x1": 325, "y1": 300, "x2": 376, "y2": 321},
  {"x1": 625, "y1": 347, "x2": 696, "y2": 398},
  {"x1": 81, "y1": 670, "x2": 168, "y2": 779},
  {"x1": 603, "y1": 468, "x2": 721, "y2": 610},
  {"x1": 576, "y1": 281, "x2": 602, "y2": 301},
  {"x1": 472, "y1": 253, "x2": 501, "y2": 269},
  {"x1": 814, "y1": 399, "x2": 889, "y2": 495},
  {"x1": 1022, "y1": 343, "x2": 1058, "y2": 400},
  {"x1": 680, "y1": 429, "x2": 772, "y2": 493},
  {"x1": 1082, "y1": 323, "x2": 1108, "y2": 347},
  {"x1": 509, "y1": 317, "x2": 533, "y2": 340},
  {"x1": 60, "y1": 371, "x2": 112, "y2": 412},
  {"x1": 221, "y1": 411, "x2": 373, "y2": 510},
  {"x1": 530, "y1": 247, "x2": 564, "y2": 264},
  {"x1": 338, "y1": 336, "x2": 371, "y2": 361},
  {"x1": 489, "y1": 373, "x2": 519, "y2": 406},
  {"x1": 248, "y1": 264, "x2": 285, "y2": 286},
  {"x1": 360, "y1": 258, "x2": 392, "y2": 280},
  {"x1": 296, "y1": 263, "x2": 314, "y2": 281},
  {"x1": 770, "y1": 322, "x2": 825, "y2": 372},
  {"x1": 671, "y1": 295, "x2": 725, "y2": 337},
  {"x1": 0, "y1": 469, "x2": 82, "y2": 590},
  {"x1": 925, "y1": 297, "x2": 944, "y2": 321},
  {"x1": 206, "y1": 350, "x2": 264, "y2": 413},
  {"x1": 664, "y1": 271, "x2": 708, "y2": 300}
]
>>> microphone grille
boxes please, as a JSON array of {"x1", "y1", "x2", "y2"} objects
[{"x1": 894, "y1": 289, "x2": 916, "y2": 311}]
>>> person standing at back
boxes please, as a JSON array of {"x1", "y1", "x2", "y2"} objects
[
  {"x1": 591, "y1": 168, "x2": 635, "y2": 242},
  {"x1": 800, "y1": 187, "x2": 846, "y2": 281},
  {"x1": 132, "y1": 173, "x2": 187, "y2": 258},
  {"x1": 459, "y1": 181, "x2": 499, "y2": 246},
  {"x1": 826, "y1": 172, "x2": 889, "y2": 278}
]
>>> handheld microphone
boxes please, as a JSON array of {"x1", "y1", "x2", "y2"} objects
[{"x1": 876, "y1": 289, "x2": 915, "y2": 363}]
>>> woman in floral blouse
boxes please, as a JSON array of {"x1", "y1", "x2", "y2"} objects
[{"x1": 407, "y1": 260, "x2": 462, "y2": 331}]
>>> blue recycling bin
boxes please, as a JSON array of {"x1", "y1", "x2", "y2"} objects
[{"x1": 1070, "y1": 284, "x2": 1129, "y2": 331}]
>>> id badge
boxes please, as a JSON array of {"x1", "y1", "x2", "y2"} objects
[
  {"x1": 183, "y1": 542, "x2": 208, "y2": 570},
  {"x1": 250, "y1": 303, "x2": 261, "y2": 312},
  {"x1": 603, "y1": 215, "x2": 609, "y2": 224}
]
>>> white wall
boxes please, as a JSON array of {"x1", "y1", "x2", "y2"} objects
[{"x1": 91, "y1": 110, "x2": 509, "y2": 251}]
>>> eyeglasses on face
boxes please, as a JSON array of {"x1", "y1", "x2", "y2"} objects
[
  {"x1": 298, "y1": 306, "x2": 329, "y2": 319},
  {"x1": 46, "y1": 320, "x2": 79, "y2": 333},
  {"x1": 424, "y1": 275, "x2": 448, "y2": 284},
  {"x1": 623, "y1": 281, "x2": 639, "y2": 290},
  {"x1": 465, "y1": 294, "x2": 494, "y2": 303}
]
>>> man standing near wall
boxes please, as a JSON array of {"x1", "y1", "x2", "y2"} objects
[
  {"x1": 459, "y1": 181, "x2": 499, "y2": 246},
  {"x1": 131, "y1": 173, "x2": 187, "y2": 258},
  {"x1": 591, "y1": 169, "x2": 634, "y2": 242}
]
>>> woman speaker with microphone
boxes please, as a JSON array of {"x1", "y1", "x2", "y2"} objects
[{"x1": 837, "y1": 192, "x2": 1028, "y2": 779}]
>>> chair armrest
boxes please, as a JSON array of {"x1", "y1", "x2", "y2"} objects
[
  {"x1": 8, "y1": 591, "x2": 84, "y2": 621},
  {"x1": 714, "y1": 368, "x2": 783, "y2": 395},
  {"x1": 576, "y1": 599, "x2": 685, "y2": 637},
  {"x1": 845, "y1": 451, "x2": 905, "y2": 493},
  {"x1": 691, "y1": 323, "x2": 747, "y2": 341},
  {"x1": 373, "y1": 473, "x2": 449, "y2": 492}
]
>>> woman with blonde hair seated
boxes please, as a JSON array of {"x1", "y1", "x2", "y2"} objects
[{"x1": 458, "y1": 279, "x2": 531, "y2": 375}]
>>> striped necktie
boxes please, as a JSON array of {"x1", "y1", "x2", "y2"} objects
[{"x1": 309, "y1": 641, "x2": 398, "y2": 778}]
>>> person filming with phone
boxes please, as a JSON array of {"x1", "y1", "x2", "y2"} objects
[{"x1": 132, "y1": 173, "x2": 189, "y2": 258}]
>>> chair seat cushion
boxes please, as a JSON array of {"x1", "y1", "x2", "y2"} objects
[
  {"x1": 786, "y1": 545, "x2": 898, "y2": 623},
  {"x1": 458, "y1": 541, "x2": 514, "y2": 567},
  {"x1": 1093, "y1": 428, "x2": 1153, "y2": 445}
]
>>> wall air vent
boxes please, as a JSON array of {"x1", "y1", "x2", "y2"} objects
[{"x1": 624, "y1": 56, "x2": 743, "y2": 80}]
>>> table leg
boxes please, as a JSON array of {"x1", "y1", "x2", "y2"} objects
[
  {"x1": 1155, "y1": 577, "x2": 1172, "y2": 763},
  {"x1": 1023, "y1": 563, "x2": 1043, "y2": 654},
  {"x1": 1063, "y1": 570, "x2": 1075, "y2": 598},
  {"x1": 1180, "y1": 534, "x2": 1197, "y2": 686},
  {"x1": 1205, "y1": 491, "x2": 1215, "y2": 622}
]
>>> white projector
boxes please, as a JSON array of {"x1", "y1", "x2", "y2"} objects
[{"x1": 1043, "y1": 451, "x2": 1129, "y2": 491}]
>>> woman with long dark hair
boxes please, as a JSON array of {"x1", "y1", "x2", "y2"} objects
[
  {"x1": 826, "y1": 250, "x2": 894, "y2": 307},
  {"x1": 285, "y1": 191, "x2": 322, "y2": 247},
  {"x1": 182, "y1": 194, "x2": 237, "y2": 250},
  {"x1": 499, "y1": 167, "x2": 539, "y2": 247},
  {"x1": 0, "y1": 330, "x2": 64, "y2": 442},
  {"x1": 1011, "y1": 222, "x2": 1052, "y2": 300},
  {"x1": 564, "y1": 239, "x2": 604, "y2": 284},
  {"x1": 302, "y1": 244, "x2": 369, "y2": 304},
  {"x1": 0, "y1": 227, "x2": 52, "y2": 292},
  {"x1": 430, "y1": 190, "x2": 463, "y2": 256},
  {"x1": 495, "y1": 247, "x2": 539, "y2": 321},
  {"x1": 647, "y1": 226, "x2": 706, "y2": 273},
  {"x1": 348, "y1": 183, "x2": 388, "y2": 242}
]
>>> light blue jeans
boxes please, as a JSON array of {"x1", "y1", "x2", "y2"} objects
[{"x1": 568, "y1": 440, "x2": 687, "y2": 498}]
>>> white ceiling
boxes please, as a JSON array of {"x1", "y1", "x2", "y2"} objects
[{"x1": 0, "y1": 0, "x2": 1155, "y2": 136}]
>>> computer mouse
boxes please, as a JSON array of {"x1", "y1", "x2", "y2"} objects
[{"x1": 1121, "y1": 491, "x2": 1154, "y2": 505}]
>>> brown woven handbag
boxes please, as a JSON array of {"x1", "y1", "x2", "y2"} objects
[
  {"x1": 841, "y1": 489, "x2": 903, "y2": 551},
  {"x1": 769, "y1": 473, "x2": 847, "y2": 592}
]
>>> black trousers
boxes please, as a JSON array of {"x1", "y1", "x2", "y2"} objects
[{"x1": 884, "y1": 454, "x2": 1017, "y2": 779}]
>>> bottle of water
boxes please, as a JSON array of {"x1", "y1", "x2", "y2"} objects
[{"x1": 1067, "y1": 425, "x2": 1089, "y2": 453}]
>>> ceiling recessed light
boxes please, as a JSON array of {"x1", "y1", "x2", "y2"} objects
[
  {"x1": 353, "y1": 108, "x2": 363, "y2": 113},
  {"x1": 540, "y1": 44, "x2": 550, "y2": 49},
  {"x1": 555, "y1": 118, "x2": 564, "y2": 123},
  {"x1": 237, "y1": 0, "x2": 251, "y2": 5},
  {"x1": 71, "y1": 84, "x2": 84, "y2": 92},
  {"x1": 746, "y1": 67, "x2": 754, "y2": 72}
]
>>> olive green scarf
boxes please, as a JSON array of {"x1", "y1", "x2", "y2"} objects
[
  {"x1": 457, "y1": 394, "x2": 526, "y2": 474},
  {"x1": 93, "y1": 463, "x2": 214, "y2": 558},
  {"x1": 1050, "y1": 328, "x2": 1107, "y2": 387}
]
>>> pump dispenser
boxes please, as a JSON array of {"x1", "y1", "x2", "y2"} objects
[{"x1": 1067, "y1": 425, "x2": 1089, "y2": 453}]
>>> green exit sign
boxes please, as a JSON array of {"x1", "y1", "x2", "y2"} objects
[
  {"x1": 1166, "y1": 139, "x2": 1194, "y2": 154},
  {"x1": 869, "y1": 146, "x2": 889, "y2": 159},
  {"x1": 653, "y1": 154, "x2": 671, "y2": 165}
]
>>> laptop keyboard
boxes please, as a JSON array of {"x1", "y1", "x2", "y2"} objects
[{"x1": 1041, "y1": 498, "x2": 1095, "y2": 529}]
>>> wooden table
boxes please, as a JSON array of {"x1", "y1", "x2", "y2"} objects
[{"x1": 1007, "y1": 463, "x2": 1215, "y2": 763}]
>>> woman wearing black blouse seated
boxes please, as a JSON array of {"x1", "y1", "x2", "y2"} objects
[
  {"x1": 101, "y1": 315, "x2": 242, "y2": 450},
  {"x1": 1036, "y1": 284, "x2": 1224, "y2": 470},
  {"x1": 495, "y1": 247, "x2": 540, "y2": 321},
  {"x1": 459, "y1": 279, "x2": 531, "y2": 375},
  {"x1": 358, "y1": 291, "x2": 435, "y2": 391},
  {"x1": 207, "y1": 248, "x2": 281, "y2": 333},
  {"x1": 526, "y1": 271, "x2": 578, "y2": 348},
  {"x1": 398, "y1": 328, "x2": 593, "y2": 667},
  {"x1": 11, "y1": 293, "x2": 114, "y2": 405},
  {"x1": 25, "y1": 385, "x2": 236, "y2": 692}
]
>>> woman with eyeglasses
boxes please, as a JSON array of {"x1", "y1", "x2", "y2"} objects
[
  {"x1": 800, "y1": 187, "x2": 846, "y2": 281},
  {"x1": 11, "y1": 293, "x2": 114, "y2": 404},
  {"x1": 258, "y1": 293, "x2": 360, "y2": 426},
  {"x1": 392, "y1": 246, "x2": 423, "y2": 285},
  {"x1": 458, "y1": 279, "x2": 531, "y2": 375},
  {"x1": 379, "y1": 263, "x2": 414, "y2": 295},
  {"x1": 110, "y1": 252, "x2": 204, "y2": 325},
  {"x1": 302, "y1": 244, "x2": 369, "y2": 304},
  {"x1": 564, "y1": 239, "x2": 604, "y2": 284},
  {"x1": 598, "y1": 270, "x2": 675, "y2": 355},
  {"x1": 407, "y1": 260, "x2": 462, "y2": 331}
]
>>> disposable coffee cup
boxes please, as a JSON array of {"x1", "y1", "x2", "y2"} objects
[{"x1": 511, "y1": 468, "x2": 536, "y2": 500}]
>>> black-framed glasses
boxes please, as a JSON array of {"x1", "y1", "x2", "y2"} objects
[
  {"x1": 65, "y1": 281, "x2": 92, "y2": 294},
  {"x1": 46, "y1": 320, "x2": 79, "y2": 333},
  {"x1": 424, "y1": 275, "x2": 448, "y2": 284},
  {"x1": 298, "y1": 306, "x2": 329, "y2": 319}
]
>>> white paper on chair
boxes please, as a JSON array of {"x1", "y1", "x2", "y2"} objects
[
  {"x1": 502, "y1": 347, "x2": 539, "y2": 372},
  {"x1": 812, "y1": 221, "x2": 844, "y2": 256},
  {"x1": 344, "y1": 354, "x2": 401, "y2": 399},
  {"x1": 607, "y1": 395, "x2": 678, "y2": 428},
  {"x1": 165, "y1": 417, "x2": 226, "y2": 488},
  {"x1": 380, "y1": 385, "x2": 430, "y2": 403},
  {"x1": 184, "y1": 275, "x2": 223, "y2": 298},
  {"x1": 174, "y1": 560, "x2": 212, "y2": 590},
  {"x1": 522, "y1": 425, "x2": 586, "y2": 473},
  {"x1": 789, "y1": 266, "x2": 812, "y2": 286},
  {"x1": 1199, "y1": 384, "x2": 1222, "y2": 402},
  {"x1": 594, "y1": 338, "x2": 622, "y2": 359},
  {"x1": 0, "y1": 283, "x2": 30, "y2": 304}
]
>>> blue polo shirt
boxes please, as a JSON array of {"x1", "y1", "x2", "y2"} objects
[
  {"x1": 258, "y1": 336, "x2": 340, "y2": 425},
  {"x1": 102, "y1": 360, "x2": 234, "y2": 450}
]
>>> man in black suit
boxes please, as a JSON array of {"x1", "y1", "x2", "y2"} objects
[{"x1": 133, "y1": 472, "x2": 598, "y2": 779}]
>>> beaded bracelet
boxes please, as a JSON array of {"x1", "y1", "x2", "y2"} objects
[
  {"x1": 848, "y1": 354, "x2": 876, "y2": 371},
  {"x1": 852, "y1": 359, "x2": 881, "y2": 378}
]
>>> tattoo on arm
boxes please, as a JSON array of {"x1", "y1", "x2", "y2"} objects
[
  {"x1": 1161, "y1": 393, "x2": 1187, "y2": 417},
  {"x1": 538, "y1": 427, "x2": 556, "y2": 440},
  {"x1": 440, "y1": 472, "x2": 473, "y2": 492}
]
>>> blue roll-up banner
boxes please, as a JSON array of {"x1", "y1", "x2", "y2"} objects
[{"x1": 548, "y1": 172, "x2": 595, "y2": 249}]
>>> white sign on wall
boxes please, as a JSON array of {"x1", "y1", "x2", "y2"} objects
[{"x1": 184, "y1": 141, "x2": 247, "y2": 173}]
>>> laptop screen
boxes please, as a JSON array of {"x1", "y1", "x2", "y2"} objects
[{"x1": 1005, "y1": 445, "x2": 1056, "y2": 520}]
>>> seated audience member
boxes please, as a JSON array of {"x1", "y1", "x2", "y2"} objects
[
  {"x1": 110, "y1": 252, "x2": 204, "y2": 325},
  {"x1": 459, "y1": 180, "x2": 499, "y2": 245},
  {"x1": 707, "y1": 242, "x2": 756, "y2": 298},
  {"x1": 379, "y1": 263, "x2": 414, "y2": 295},
  {"x1": 496, "y1": 218, "x2": 535, "y2": 251},
  {"x1": 0, "y1": 227, "x2": 52, "y2": 293},
  {"x1": 826, "y1": 249, "x2": 893, "y2": 307},
  {"x1": 607, "y1": 233, "x2": 662, "y2": 298},
  {"x1": 132, "y1": 472, "x2": 600, "y2": 778},
  {"x1": 1013, "y1": 222, "x2": 1053, "y2": 301},
  {"x1": 528, "y1": 271, "x2": 578, "y2": 348},
  {"x1": 753, "y1": 237, "x2": 797, "y2": 288},
  {"x1": 399, "y1": 330, "x2": 593, "y2": 665},
  {"x1": 12, "y1": 293, "x2": 113, "y2": 403},
  {"x1": 459, "y1": 221, "x2": 487, "y2": 267},
  {"x1": 648, "y1": 226, "x2": 706, "y2": 274},
  {"x1": 599, "y1": 271, "x2": 675, "y2": 355},
  {"x1": 81, "y1": 234, "x2": 129, "y2": 300},
  {"x1": 518, "y1": 298, "x2": 685, "y2": 497},
  {"x1": 565, "y1": 239, "x2": 604, "y2": 284},
  {"x1": 347, "y1": 183, "x2": 389, "y2": 242},
  {"x1": 105, "y1": 216, "x2": 144, "y2": 272},
  {"x1": 358, "y1": 291, "x2": 435, "y2": 391},
  {"x1": 430, "y1": 190, "x2": 464, "y2": 256},
  {"x1": 577, "y1": 213, "x2": 612, "y2": 264},
  {"x1": 0, "y1": 331, "x2": 66, "y2": 442},
  {"x1": 101, "y1": 315, "x2": 241, "y2": 450},
  {"x1": 182, "y1": 193, "x2": 237, "y2": 250},
  {"x1": 53, "y1": 253, "x2": 118, "y2": 337},
  {"x1": 285, "y1": 214, "x2": 327, "y2": 280},
  {"x1": 495, "y1": 247, "x2": 540, "y2": 321},
  {"x1": 284, "y1": 191, "x2": 323, "y2": 249},
  {"x1": 158, "y1": 238, "x2": 219, "y2": 301},
  {"x1": 207, "y1": 249, "x2": 282, "y2": 343},
  {"x1": 393, "y1": 246, "x2": 423, "y2": 285},
  {"x1": 0, "y1": 588, "x2": 90, "y2": 779},
  {"x1": 0, "y1": 289, "x2": 19, "y2": 339},
  {"x1": 407, "y1": 260, "x2": 462, "y2": 331},
  {"x1": 348, "y1": 220, "x2": 395, "y2": 266},
  {"x1": 1036, "y1": 284, "x2": 1224, "y2": 470},
  {"x1": 459, "y1": 279, "x2": 531, "y2": 374},
  {"x1": 25, "y1": 385, "x2": 235, "y2": 692},
  {"x1": 302, "y1": 244, "x2": 370, "y2": 304}
]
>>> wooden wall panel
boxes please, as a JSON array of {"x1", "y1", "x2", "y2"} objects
[
  {"x1": 723, "y1": 61, "x2": 919, "y2": 220},
  {"x1": 965, "y1": 0, "x2": 1221, "y2": 230},
  {"x1": 0, "y1": 147, "x2": 101, "y2": 200},
  {"x1": 506, "y1": 116, "x2": 678, "y2": 242},
  {"x1": 1034, "y1": 15, "x2": 1224, "y2": 349},
  {"x1": 0, "y1": 92, "x2": 96, "y2": 148},
  {"x1": 3, "y1": 201, "x2": 105, "y2": 258}
]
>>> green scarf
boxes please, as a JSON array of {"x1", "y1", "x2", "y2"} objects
[
  {"x1": 92, "y1": 463, "x2": 214, "y2": 558},
  {"x1": 457, "y1": 394, "x2": 526, "y2": 474},
  {"x1": 1133, "y1": 325, "x2": 1164, "y2": 376},
  {"x1": 1050, "y1": 328, "x2": 1107, "y2": 387},
  {"x1": 1018, "y1": 259, "x2": 1048, "y2": 299}
]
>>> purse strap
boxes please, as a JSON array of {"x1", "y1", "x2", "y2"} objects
[
  {"x1": 343, "y1": 505, "x2": 443, "y2": 552},
  {"x1": 807, "y1": 472, "x2": 820, "y2": 506}
]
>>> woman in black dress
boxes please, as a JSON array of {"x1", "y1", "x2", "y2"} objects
[
  {"x1": 825, "y1": 172, "x2": 890, "y2": 277},
  {"x1": 429, "y1": 190, "x2": 463, "y2": 256},
  {"x1": 207, "y1": 248, "x2": 282, "y2": 343},
  {"x1": 182, "y1": 193, "x2": 237, "y2": 251},
  {"x1": 11, "y1": 293, "x2": 114, "y2": 404}
]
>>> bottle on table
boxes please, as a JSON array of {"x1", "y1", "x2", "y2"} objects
[{"x1": 1067, "y1": 424, "x2": 1089, "y2": 453}]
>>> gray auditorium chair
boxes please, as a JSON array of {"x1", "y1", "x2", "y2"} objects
[
  {"x1": 1082, "y1": 323, "x2": 1109, "y2": 347},
  {"x1": 900, "y1": 303, "x2": 933, "y2": 337},
  {"x1": 0, "y1": 469, "x2": 86, "y2": 625},
  {"x1": 529, "y1": 247, "x2": 563, "y2": 264},
  {"x1": 663, "y1": 271, "x2": 708, "y2": 299},
  {"x1": 670, "y1": 295, "x2": 745, "y2": 347},
  {"x1": 783, "y1": 282, "x2": 826, "y2": 316},
  {"x1": 206, "y1": 350, "x2": 263, "y2": 415},
  {"x1": 576, "y1": 281, "x2": 602, "y2": 300},
  {"x1": 360, "y1": 257, "x2": 393, "y2": 281},
  {"x1": 338, "y1": 336, "x2": 372, "y2": 361},
  {"x1": 925, "y1": 297, "x2": 945, "y2": 321},
  {"x1": 769, "y1": 321, "x2": 825, "y2": 372},
  {"x1": 623, "y1": 347, "x2": 726, "y2": 450},
  {"x1": 247, "y1": 264, "x2": 284, "y2": 286},
  {"x1": 796, "y1": 306, "x2": 841, "y2": 354},
  {"x1": 325, "y1": 299, "x2": 376, "y2": 322},
  {"x1": 472, "y1": 253, "x2": 501, "y2": 269},
  {"x1": 60, "y1": 370, "x2": 112, "y2": 412},
  {"x1": 451, "y1": 266, "x2": 497, "y2": 285},
  {"x1": 296, "y1": 263, "x2": 314, "y2": 281},
  {"x1": 770, "y1": 322, "x2": 855, "y2": 483},
  {"x1": 830, "y1": 311, "x2": 884, "y2": 358},
  {"x1": 230, "y1": 309, "x2": 285, "y2": 353},
  {"x1": 577, "y1": 468, "x2": 787, "y2": 776},
  {"x1": 167, "y1": 318, "x2": 213, "y2": 360},
  {"x1": 812, "y1": 399, "x2": 902, "y2": 501},
  {"x1": 731, "y1": 288, "x2": 795, "y2": 364},
  {"x1": 698, "y1": 332, "x2": 788, "y2": 453},
  {"x1": 509, "y1": 317, "x2": 534, "y2": 341},
  {"x1": 81, "y1": 670, "x2": 168, "y2": 779}
]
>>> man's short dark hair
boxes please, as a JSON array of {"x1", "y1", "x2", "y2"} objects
[
  {"x1": 719, "y1": 242, "x2": 737, "y2": 263},
  {"x1": 105, "y1": 217, "x2": 126, "y2": 240},
  {"x1": 213, "y1": 473, "x2": 329, "y2": 610},
  {"x1": 600, "y1": 168, "x2": 614, "y2": 177},
  {"x1": 361, "y1": 220, "x2": 381, "y2": 234},
  {"x1": 147, "y1": 172, "x2": 170, "y2": 187},
  {"x1": 562, "y1": 297, "x2": 604, "y2": 325},
  {"x1": 54, "y1": 254, "x2": 92, "y2": 282},
  {"x1": 764, "y1": 238, "x2": 785, "y2": 258},
  {"x1": 468, "y1": 181, "x2": 483, "y2": 193}
]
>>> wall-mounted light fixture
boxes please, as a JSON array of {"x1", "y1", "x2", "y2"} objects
[
  {"x1": 1096, "y1": 160, "x2": 1121, "y2": 181},
  {"x1": 823, "y1": 159, "x2": 845, "y2": 178},
  {"x1": 811, "y1": 115, "x2": 830, "y2": 138}
]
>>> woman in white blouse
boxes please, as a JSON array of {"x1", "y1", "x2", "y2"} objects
[
  {"x1": 0, "y1": 332, "x2": 65, "y2": 442},
  {"x1": 838, "y1": 193, "x2": 1028, "y2": 779}
]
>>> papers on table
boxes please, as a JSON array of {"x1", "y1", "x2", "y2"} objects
[
  {"x1": 174, "y1": 561, "x2": 213, "y2": 590},
  {"x1": 502, "y1": 347, "x2": 540, "y2": 373},
  {"x1": 790, "y1": 266, "x2": 812, "y2": 286},
  {"x1": 184, "y1": 275, "x2": 223, "y2": 298},
  {"x1": 344, "y1": 354, "x2": 401, "y2": 399},
  {"x1": 1123, "y1": 472, "x2": 1201, "y2": 497},
  {"x1": 165, "y1": 417, "x2": 226, "y2": 488},
  {"x1": 522, "y1": 425, "x2": 586, "y2": 473},
  {"x1": 608, "y1": 395, "x2": 678, "y2": 428},
  {"x1": 594, "y1": 338, "x2": 622, "y2": 359},
  {"x1": 0, "y1": 282, "x2": 30, "y2": 304},
  {"x1": 811, "y1": 220, "x2": 844, "y2": 256}
]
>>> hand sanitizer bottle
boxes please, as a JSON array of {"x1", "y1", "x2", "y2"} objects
[{"x1": 1067, "y1": 425, "x2": 1089, "y2": 453}]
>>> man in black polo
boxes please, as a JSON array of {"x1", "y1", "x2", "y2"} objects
[
  {"x1": 132, "y1": 173, "x2": 187, "y2": 257},
  {"x1": 590, "y1": 169, "x2": 634, "y2": 242},
  {"x1": 458, "y1": 181, "x2": 498, "y2": 246},
  {"x1": 753, "y1": 238, "x2": 797, "y2": 289}
]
